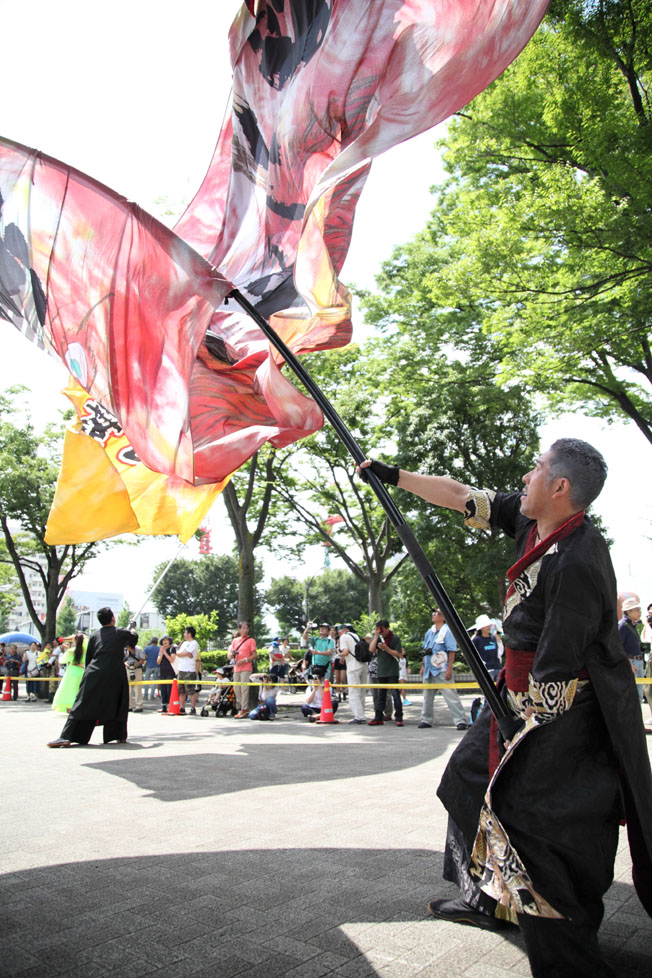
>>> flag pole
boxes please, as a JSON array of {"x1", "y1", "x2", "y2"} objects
[
  {"x1": 228, "y1": 288, "x2": 512, "y2": 736},
  {"x1": 131, "y1": 539, "x2": 187, "y2": 628}
]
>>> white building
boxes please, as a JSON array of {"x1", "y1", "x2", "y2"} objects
[
  {"x1": 7, "y1": 558, "x2": 48, "y2": 632},
  {"x1": 68, "y1": 589, "x2": 124, "y2": 632}
]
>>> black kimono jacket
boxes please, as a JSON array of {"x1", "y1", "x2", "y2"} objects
[
  {"x1": 61, "y1": 625, "x2": 134, "y2": 744},
  {"x1": 438, "y1": 490, "x2": 652, "y2": 921}
]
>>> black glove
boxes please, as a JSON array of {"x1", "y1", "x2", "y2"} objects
[{"x1": 359, "y1": 459, "x2": 400, "y2": 486}]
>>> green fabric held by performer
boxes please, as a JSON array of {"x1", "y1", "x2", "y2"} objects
[{"x1": 52, "y1": 634, "x2": 85, "y2": 714}]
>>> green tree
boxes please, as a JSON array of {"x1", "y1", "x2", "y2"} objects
[
  {"x1": 116, "y1": 602, "x2": 133, "y2": 627},
  {"x1": 0, "y1": 388, "x2": 103, "y2": 643},
  {"x1": 306, "y1": 569, "x2": 369, "y2": 625},
  {"x1": 369, "y1": 1, "x2": 652, "y2": 441},
  {"x1": 267, "y1": 346, "x2": 409, "y2": 615},
  {"x1": 150, "y1": 553, "x2": 260, "y2": 642},
  {"x1": 165, "y1": 611, "x2": 220, "y2": 651},
  {"x1": 266, "y1": 569, "x2": 369, "y2": 635},
  {"x1": 265, "y1": 575, "x2": 305, "y2": 636},
  {"x1": 56, "y1": 596, "x2": 77, "y2": 636},
  {"x1": 222, "y1": 449, "x2": 277, "y2": 625}
]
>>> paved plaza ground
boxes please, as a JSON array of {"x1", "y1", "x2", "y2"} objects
[{"x1": 2, "y1": 688, "x2": 651, "y2": 978}]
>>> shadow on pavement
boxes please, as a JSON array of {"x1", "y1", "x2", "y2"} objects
[
  {"x1": 1, "y1": 849, "x2": 648, "y2": 978},
  {"x1": 81, "y1": 734, "x2": 454, "y2": 802},
  {"x1": 84, "y1": 724, "x2": 461, "y2": 802}
]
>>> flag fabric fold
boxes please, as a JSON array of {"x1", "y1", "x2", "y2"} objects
[{"x1": 176, "y1": 0, "x2": 551, "y2": 386}]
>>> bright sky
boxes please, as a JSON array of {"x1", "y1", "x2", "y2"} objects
[{"x1": 2, "y1": 1, "x2": 651, "y2": 617}]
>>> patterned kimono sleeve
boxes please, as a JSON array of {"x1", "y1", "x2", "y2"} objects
[
  {"x1": 464, "y1": 489, "x2": 522, "y2": 537},
  {"x1": 464, "y1": 488, "x2": 495, "y2": 530}
]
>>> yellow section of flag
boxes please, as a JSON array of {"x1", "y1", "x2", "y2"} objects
[{"x1": 45, "y1": 382, "x2": 230, "y2": 545}]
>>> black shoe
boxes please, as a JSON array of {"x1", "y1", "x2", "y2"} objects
[
  {"x1": 189, "y1": 707, "x2": 197, "y2": 716},
  {"x1": 427, "y1": 898, "x2": 508, "y2": 931},
  {"x1": 417, "y1": 721, "x2": 432, "y2": 729},
  {"x1": 456, "y1": 722, "x2": 469, "y2": 730}
]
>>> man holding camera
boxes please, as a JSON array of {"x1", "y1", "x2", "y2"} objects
[{"x1": 368, "y1": 619, "x2": 404, "y2": 726}]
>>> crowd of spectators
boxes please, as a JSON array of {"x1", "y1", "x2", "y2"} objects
[{"x1": 4, "y1": 600, "x2": 650, "y2": 731}]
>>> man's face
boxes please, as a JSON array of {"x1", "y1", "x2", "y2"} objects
[
  {"x1": 319, "y1": 626, "x2": 328, "y2": 637},
  {"x1": 432, "y1": 611, "x2": 444, "y2": 629},
  {"x1": 184, "y1": 629, "x2": 192, "y2": 640},
  {"x1": 521, "y1": 450, "x2": 556, "y2": 520},
  {"x1": 627, "y1": 606, "x2": 642, "y2": 622},
  {"x1": 239, "y1": 623, "x2": 249, "y2": 637}
]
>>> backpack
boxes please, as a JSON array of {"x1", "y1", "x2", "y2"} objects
[{"x1": 353, "y1": 634, "x2": 372, "y2": 663}]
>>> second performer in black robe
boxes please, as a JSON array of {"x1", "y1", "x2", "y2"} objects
[{"x1": 58, "y1": 622, "x2": 135, "y2": 745}]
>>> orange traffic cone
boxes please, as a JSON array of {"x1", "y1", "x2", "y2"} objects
[
  {"x1": 317, "y1": 679, "x2": 338, "y2": 724},
  {"x1": 2, "y1": 675, "x2": 12, "y2": 701},
  {"x1": 167, "y1": 679, "x2": 181, "y2": 715}
]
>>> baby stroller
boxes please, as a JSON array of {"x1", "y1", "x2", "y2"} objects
[
  {"x1": 286, "y1": 658, "x2": 309, "y2": 694},
  {"x1": 200, "y1": 664, "x2": 237, "y2": 717}
]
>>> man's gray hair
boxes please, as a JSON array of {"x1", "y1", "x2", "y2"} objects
[{"x1": 548, "y1": 438, "x2": 607, "y2": 510}]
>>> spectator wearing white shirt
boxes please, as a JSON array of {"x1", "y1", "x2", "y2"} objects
[
  {"x1": 338, "y1": 624, "x2": 367, "y2": 724},
  {"x1": 176, "y1": 626, "x2": 200, "y2": 715}
]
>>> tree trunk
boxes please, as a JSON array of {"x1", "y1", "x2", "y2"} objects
[
  {"x1": 44, "y1": 562, "x2": 61, "y2": 644},
  {"x1": 223, "y1": 481, "x2": 257, "y2": 629},
  {"x1": 367, "y1": 574, "x2": 384, "y2": 618},
  {"x1": 237, "y1": 530, "x2": 256, "y2": 626}
]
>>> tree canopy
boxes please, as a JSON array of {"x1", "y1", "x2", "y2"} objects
[
  {"x1": 150, "y1": 553, "x2": 261, "y2": 643},
  {"x1": 164, "y1": 611, "x2": 220, "y2": 651},
  {"x1": 363, "y1": 0, "x2": 652, "y2": 443},
  {"x1": 266, "y1": 346, "x2": 410, "y2": 615},
  {"x1": 266, "y1": 568, "x2": 369, "y2": 636}
]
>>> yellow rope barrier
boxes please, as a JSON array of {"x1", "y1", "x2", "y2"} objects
[{"x1": 3, "y1": 676, "x2": 650, "y2": 688}]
